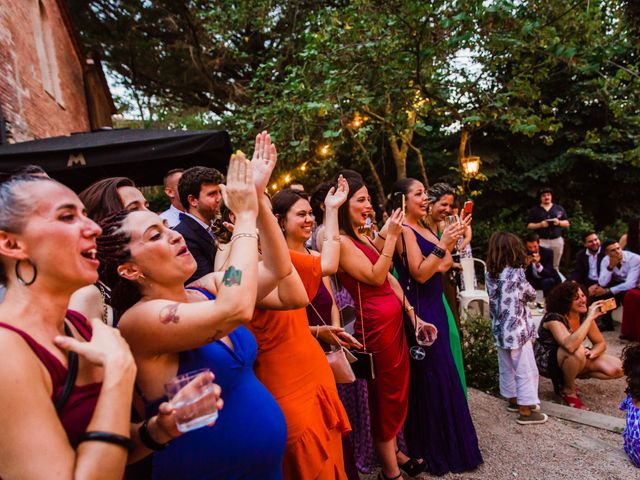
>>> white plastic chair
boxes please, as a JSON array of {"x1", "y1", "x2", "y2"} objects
[{"x1": 459, "y1": 257, "x2": 490, "y2": 319}]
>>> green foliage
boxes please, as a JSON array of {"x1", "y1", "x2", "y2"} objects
[
  {"x1": 71, "y1": 0, "x2": 640, "y2": 242},
  {"x1": 142, "y1": 186, "x2": 170, "y2": 214},
  {"x1": 460, "y1": 311, "x2": 499, "y2": 395}
]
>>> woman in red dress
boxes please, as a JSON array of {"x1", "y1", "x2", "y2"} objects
[{"x1": 337, "y1": 174, "x2": 431, "y2": 480}]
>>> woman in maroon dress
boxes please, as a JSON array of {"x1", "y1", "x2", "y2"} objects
[{"x1": 337, "y1": 175, "x2": 431, "y2": 480}]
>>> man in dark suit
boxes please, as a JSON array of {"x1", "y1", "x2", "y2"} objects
[
  {"x1": 524, "y1": 232, "x2": 561, "y2": 296},
  {"x1": 571, "y1": 231, "x2": 605, "y2": 292},
  {"x1": 174, "y1": 166, "x2": 225, "y2": 284}
]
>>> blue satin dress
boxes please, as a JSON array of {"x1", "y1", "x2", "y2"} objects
[{"x1": 147, "y1": 289, "x2": 287, "y2": 479}]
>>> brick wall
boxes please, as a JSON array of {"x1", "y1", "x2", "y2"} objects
[{"x1": 0, "y1": 0, "x2": 91, "y2": 142}]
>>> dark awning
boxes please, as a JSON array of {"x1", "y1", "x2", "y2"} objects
[{"x1": 0, "y1": 128, "x2": 232, "y2": 191}]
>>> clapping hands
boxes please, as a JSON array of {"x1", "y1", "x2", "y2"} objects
[{"x1": 324, "y1": 175, "x2": 349, "y2": 210}]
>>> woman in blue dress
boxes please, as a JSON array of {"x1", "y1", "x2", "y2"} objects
[
  {"x1": 97, "y1": 146, "x2": 293, "y2": 479},
  {"x1": 391, "y1": 179, "x2": 483, "y2": 476}
]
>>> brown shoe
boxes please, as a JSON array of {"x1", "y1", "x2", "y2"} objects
[{"x1": 516, "y1": 411, "x2": 548, "y2": 425}]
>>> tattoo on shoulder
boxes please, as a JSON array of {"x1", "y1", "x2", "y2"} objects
[
  {"x1": 222, "y1": 266, "x2": 242, "y2": 287},
  {"x1": 159, "y1": 303, "x2": 180, "y2": 324}
]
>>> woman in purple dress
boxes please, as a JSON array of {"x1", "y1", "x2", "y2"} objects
[{"x1": 391, "y1": 179, "x2": 483, "y2": 476}]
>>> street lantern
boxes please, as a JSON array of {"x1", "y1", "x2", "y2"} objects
[{"x1": 461, "y1": 155, "x2": 480, "y2": 177}]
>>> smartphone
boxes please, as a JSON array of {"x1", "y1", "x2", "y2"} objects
[
  {"x1": 392, "y1": 192, "x2": 405, "y2": 212},
  {"x1": 599, "y1": 297, "x2": 617, "y2": 313},
  {"x1": 463, "y1": 200, "x2": 473, "y2": 215}
]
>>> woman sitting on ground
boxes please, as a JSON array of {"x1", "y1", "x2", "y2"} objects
[
  {"x1": 0, "y1": 174, "x2": 187, "y2": 479},
  {"x1": 534, "y1": 280, "x2": 623, "y2": 410}
]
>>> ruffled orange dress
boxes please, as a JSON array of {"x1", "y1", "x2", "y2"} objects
[{"x1": 250, "y1": 250, "x2": 351, "y2": 480}]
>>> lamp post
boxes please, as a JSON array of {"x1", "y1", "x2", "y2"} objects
[{"x1": 461, "y1": 155, "x2": 480, "y2": 177}]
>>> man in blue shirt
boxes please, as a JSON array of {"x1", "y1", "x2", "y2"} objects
[{"x1": 592, "y1": 239, "x2": 640, "y2": 330}]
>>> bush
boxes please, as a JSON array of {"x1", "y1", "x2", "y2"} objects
[{"x1": 460, "y1": 311, "x2": 500, "y2": 395}]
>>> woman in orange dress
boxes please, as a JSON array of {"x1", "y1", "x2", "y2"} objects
[{"x1": 249, "y1": 177, "x2": 355, "y2": 479}]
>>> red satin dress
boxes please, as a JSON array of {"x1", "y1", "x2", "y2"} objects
[
  {"x1": 250, "y1": 250, "x2": 351, "y2": 479},
  {"x1": 338, "y1": 238, "x2": 409, "y2": 441}
]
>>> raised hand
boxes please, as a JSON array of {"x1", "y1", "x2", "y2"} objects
[
  {"x1": 385, "y1": 208, "x2": 405, "y2": 238},
  {"x1": 221, "y1": 152, "x2": 258, "y2": 218},
  {"x1": 440, "y1": 221, "x2": 464, "y2": 249},
  {"x1": 324, "y1": 175, "x2": 349, "y2": 210},
  {"x1": 251, "y1": 131, "x2": 278, "y2": 194}
]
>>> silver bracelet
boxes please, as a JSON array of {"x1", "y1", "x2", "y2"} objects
[{"x1": 230, "y1": 233, "x2": 259, "y2": 243}]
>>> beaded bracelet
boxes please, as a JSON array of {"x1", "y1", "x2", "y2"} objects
[
  {"x1": 77, "y1": 431, "x2": 136, "y2": 452},
  {"x1": 139, "y1": 419, "x2": 169, "y2": 451}
]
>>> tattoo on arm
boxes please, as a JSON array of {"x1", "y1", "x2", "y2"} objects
[
  {"x1": 222, "y1": 266, "x2": 242, "y2": 287},
  {"x1": 159, "y1": 303, "x2": 180, "y2": 324},
  {"x1": 204, "y1": 329, "x2": 224, "y2": 344}
]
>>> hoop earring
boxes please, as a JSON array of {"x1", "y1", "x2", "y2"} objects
[{"x1": 15, "y1": 259, "x2": 37, "y2": 286}]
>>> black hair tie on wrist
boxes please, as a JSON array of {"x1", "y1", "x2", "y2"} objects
[
  {"x1": 139, "y1": 419, "x2": 169, "y2": 451},
  {"x1": 77, "y1": 431, "x2": 136, "y2": 452}
]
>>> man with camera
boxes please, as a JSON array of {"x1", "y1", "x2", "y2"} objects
[
  {"x1": 524, "y1": 232, "x2": 561, "y2": 296},
  {"x1": 526, "y1": 187, "x2": 570, "y2": 270},
  {"x1": 591, "y1": 239, "x2": 640, "y2": 330}
]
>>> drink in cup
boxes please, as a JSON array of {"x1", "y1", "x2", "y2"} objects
[
  {"x1": 165, "y1": 368, "x2": 219, "y2": 433},
  {"x1": 445, "y1": 214, "x2": 460, "y2": 228}
]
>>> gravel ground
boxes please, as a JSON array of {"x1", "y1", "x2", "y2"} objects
[{"x1": 362, "y1": 328, "x2": 638, "y2": 480}]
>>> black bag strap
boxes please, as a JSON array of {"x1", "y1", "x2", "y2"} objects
[{"x1": 54, "y1": 322, "x2": 79, "y2": 413}]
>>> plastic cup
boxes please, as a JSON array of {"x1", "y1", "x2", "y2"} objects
[{"x1": 164, "y1": 368, "x2": 219, "y2": 433}]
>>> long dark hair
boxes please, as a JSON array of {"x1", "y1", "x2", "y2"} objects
[
  {"x1": 310, "y1": 182, "x2": 332, "y2": 223},
  {"x1": 79, "y1": 177, "x2": 136, "y2": 224},
  {"x1": 96, "y1": 210, "x2": 140, "y2": 314},
  {"x1": 486, "y1": 232, "x2": 527, "y2": 279},
  {"x1": 337, "y1": 173, "x2": 367, "y2": 243}
]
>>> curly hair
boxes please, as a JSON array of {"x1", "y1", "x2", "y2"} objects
[
  {"x1": 96, "y1": 209, "x2": 140, "y2": 314},
  {"x1": 622, "y1": 344, "x2": 640, "y2": 401},
  {"x1": 545, "y1": 280, "x2": 587, "y2": 317},
  {"x1": 486, "y1": 232, "x2": 527, "y2": 279},
  {"x1": 426, "y1": 182, "x2": 455, "y2": 203}
]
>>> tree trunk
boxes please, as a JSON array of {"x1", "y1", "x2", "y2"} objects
[{"x1": 352, "y1": 136, "x2": 386, "y2": 204}]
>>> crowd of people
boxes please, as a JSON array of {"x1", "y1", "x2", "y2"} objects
[{"x1": 0, "y1": 132, "x2": 638, "y2": 478}]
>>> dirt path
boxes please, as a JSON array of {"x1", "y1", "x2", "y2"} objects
[{"x1": 364, "y1": 330, "x2": 637, "y2": 479}]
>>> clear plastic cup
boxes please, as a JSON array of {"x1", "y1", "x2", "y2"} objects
[{"x1": 164, "y1": 368, "x2": 219, "y2": 433}]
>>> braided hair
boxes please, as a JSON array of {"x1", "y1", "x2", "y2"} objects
[{"x1": 96, "y1": 209, "x2": 140, "y2": 314}]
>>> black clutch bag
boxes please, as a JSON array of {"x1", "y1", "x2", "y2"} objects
[{"x1": 350, "y1": 281, "x2": 376, "y2": 380}]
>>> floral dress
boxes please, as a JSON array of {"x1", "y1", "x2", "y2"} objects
[
  {"x1": 485, "y1": 267, "x2": 537, "y2": 349},
  {"x1": 620, "y1": 395, "x2": 640, "y2": 468}
]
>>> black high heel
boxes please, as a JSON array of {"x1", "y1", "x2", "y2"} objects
[{"x1": 396, "y1": 448, "x2": 426, "y2": 477}]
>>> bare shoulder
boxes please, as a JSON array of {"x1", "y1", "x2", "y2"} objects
[{"x1": 0, "y1": 328, "x2": 50, "y2": 391}]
